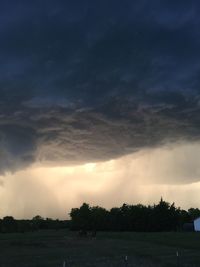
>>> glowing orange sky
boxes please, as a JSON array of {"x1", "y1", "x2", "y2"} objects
[{"x1": 0, "y1": 141, "x2": 200, "y2": 219}]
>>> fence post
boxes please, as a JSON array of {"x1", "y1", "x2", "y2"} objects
[
  {"x1": 124, "y1": 255, "x2": 128, "y2": 267},
  {"x1": 176, "y1": 251, "x2": 179, "y2": 267}
]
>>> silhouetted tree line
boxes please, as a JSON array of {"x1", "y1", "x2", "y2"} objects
[
  {"x1": 0, "y1": 215, "x2": 70, "y2": 233},
  {"x1": 1, "y1": 199, "x2": 200, "y2": 233},
  {"x1": 70, "y1": 199, "x2": 200, "y2": 232}
]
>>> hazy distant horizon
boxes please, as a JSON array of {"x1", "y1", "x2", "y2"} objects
[{"x1": 1, "y1": 141, "x2": 200, "y2": 219}]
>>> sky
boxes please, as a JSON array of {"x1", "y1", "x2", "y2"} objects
[{"x1": 1, "y1": 0, "x2": 200, "y2": 218}]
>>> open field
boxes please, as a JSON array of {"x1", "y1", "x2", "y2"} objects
[{"x1": 1, "y1": 230, "x2": 200, "y2": 267}]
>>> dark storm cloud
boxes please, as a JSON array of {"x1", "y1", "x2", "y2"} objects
[{"x1": 1, "y1": 0, "x2": 200, "y2": 172}]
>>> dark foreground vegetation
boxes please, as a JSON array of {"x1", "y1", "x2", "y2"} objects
[
  {"x1": 1, "y1": 200, "x2": 200, "y2": 266},
  {"x1": 0, "y1": 199, "x2": 200, "y2": 233},
  {"x1": 1, "y1": 230, "x2": 200, "y2": 267},
  {"x1": 0, "y1": 215, "x2": 70, "y2": 233},
  {"x1": 70, "y1": 199, "x2": 199, "y2": 232}
]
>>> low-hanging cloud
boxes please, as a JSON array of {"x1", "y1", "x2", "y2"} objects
[{"x1": 1, "y1": 0, "x2": 200, "y2": 174}]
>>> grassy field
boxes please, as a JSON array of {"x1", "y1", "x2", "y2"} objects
[{"x1": 0, "y1": 230, "x2": 200, "y2": 267}]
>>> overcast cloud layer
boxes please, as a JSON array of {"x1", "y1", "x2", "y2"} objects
[{"x1": 1, "y1": 1, "x2": 200, "y2": 173}]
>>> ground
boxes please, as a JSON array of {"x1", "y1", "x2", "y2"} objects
[{"x1": 0, "y1": 230, "x2": 200, "y2": 266}]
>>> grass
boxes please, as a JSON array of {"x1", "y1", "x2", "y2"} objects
[{"x1": 0, "y1": 230, "x2": 200, "y2": 266}]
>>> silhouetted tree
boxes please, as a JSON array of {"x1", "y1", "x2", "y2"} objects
[
  {"x1": 70, "y1": 199, "x2": 192, "y2": 232},
  {"x1": 1, "y1": 216, "x2": 17, "y2": 233},
  {"x1": 70, "y1": 203, "x2": 92, "y2": 230},
  {"x1": 188, "y1": 208, "x2": 200, "y2": 221}
]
